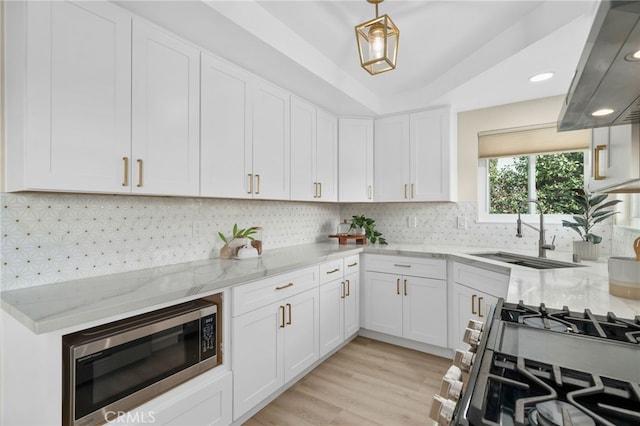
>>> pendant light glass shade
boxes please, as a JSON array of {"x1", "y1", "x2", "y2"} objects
[{"x1": 355, "y1": 0, "x2": 399, "y2": 75}]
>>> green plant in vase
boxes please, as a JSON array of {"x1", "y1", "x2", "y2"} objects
[
  {"x1": 350, "y1": 215, "x2": 388, "y2": 245},
  {"x1": 218, "y1": 224, "x2": 257, "y2": 258}
]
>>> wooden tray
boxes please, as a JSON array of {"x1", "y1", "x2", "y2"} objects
[{"x1": 328, "y1": 234, "x2": 366, "y2": 245}]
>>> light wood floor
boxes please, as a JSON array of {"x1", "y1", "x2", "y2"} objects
[{"x1": 244, "y1": 337, "x2": 452, "y2": 426}]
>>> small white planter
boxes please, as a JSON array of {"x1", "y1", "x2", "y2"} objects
[{"x1": 573, "y1": 240, "x2": 600, "y2": 261}]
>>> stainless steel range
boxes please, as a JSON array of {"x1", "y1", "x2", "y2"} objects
[{"x1": 431, "y1": 299, "x2": 640, "y2": 426}]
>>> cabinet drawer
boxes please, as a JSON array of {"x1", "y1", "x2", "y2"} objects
[
  {"x1": 233, "y1": 266, "x2": 318, "y2": 316},
  {"x1": 344, "y1": 255, "x2": 360, "y2": 275},
  {"x1": 364, "y1": 254, "x2": 446, "y2": 279},
  {"x1": 319, "y1": 259, "x2": 343, "y2": 284},
  {"x1": 453, "y1": 262, "x2": 510, "y2": 298}
]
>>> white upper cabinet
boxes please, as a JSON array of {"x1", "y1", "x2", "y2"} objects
[
  {"x1": 291, "y1": 98, "x2": 338, "y2": 202},
  {"x1": 200, "y1": 53, "x2": 251, "y2": 198},
  {"x1": 338, "y1": 118, "x2": 374, "y2": 202},
  {"x1": 374, "y1": 115, "x2": 410, "y2": 201},
  {"x1": 250, "y1": 82, "x2": 291, "y2": 200},
  {"x1": 131, "y1": 20, "x2": 200, "y2": 196},
  {"x1": 587, "y1": 124, "x2": 640, "y2": 192},
  {"x1": 5, "y1": 1, "x2": 132, "y2": 192},
  {"x1": 374, "y1": 107, "x2": 453, "y2": 202},
  {"x1": 290, "y1": 97, "x2": 317, "y2": 201},
  {"x1": 315, "y1": 110, "x2": 338, "y2": 202}
]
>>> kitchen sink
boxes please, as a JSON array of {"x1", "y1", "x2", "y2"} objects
[{"x1": 470, "y1": 252, "x2": 585, "y2": 270}]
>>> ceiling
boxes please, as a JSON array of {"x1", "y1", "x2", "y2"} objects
[{"x1": 116, "y1": 0, "x2": 600, "y2": 116}]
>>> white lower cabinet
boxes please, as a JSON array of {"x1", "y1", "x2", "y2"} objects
[
  {"x1": 124, "y1": 370, "x2": 232, "y2": 426},
  {"x1": 450, "y1": 262, "x2": 509, "y2": 350},
  {"x1": 363, "y1": 255, "x2": 447, "y2": 347},
  {"x1": 232, "y1": 269, "x2": 319, "y2": 420},
  {"x1": 319, "y1": 255, "x2": 360, "y2": 357}
]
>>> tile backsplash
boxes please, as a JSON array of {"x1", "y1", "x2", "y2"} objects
[{"x1": 1, "y1": 193, "x2": 621, "y2": 291}]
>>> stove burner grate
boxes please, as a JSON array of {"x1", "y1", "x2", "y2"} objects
[{"x1": 500, "y1": 301, "x2": 640, "y2": 344}]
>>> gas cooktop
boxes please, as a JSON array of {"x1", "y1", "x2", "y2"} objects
[{"x1": 440, "y1": 300, "x2": 640, "y2": 426}]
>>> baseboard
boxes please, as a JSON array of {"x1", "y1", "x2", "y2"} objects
[{"x1": 358, "y1": 328, "x2": 454, "y2": 359}]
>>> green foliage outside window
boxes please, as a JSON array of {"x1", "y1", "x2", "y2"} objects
[{"x1": 488, "y1": 152, "x2": 584, "y2": 214}]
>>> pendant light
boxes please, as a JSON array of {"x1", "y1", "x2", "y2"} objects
[{"x1": 355, "y1": 0, "x2": 399, "y2": 75}]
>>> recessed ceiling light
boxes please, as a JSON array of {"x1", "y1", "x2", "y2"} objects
[
  {"x1": 591, "y1": 108, "x2": 615, "y2": 117},
  {"x1": 529, "y1": 72, "x2": 554, "y2": 82},
  {"x1": 624, "y1": 49, "x2": 640, "y2": 62}
]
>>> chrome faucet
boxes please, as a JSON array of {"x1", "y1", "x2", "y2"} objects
[{"x1": 516, "y1": 199, "x2": 556, "y2": 258}]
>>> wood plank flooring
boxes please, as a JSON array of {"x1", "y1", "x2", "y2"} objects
[{"x1": 244, "y1": 337, "x2": 452, "y2": 426}]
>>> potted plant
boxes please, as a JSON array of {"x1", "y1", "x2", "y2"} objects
[
  {"x1": 218, "y1": 224, "x2": 258, "y2": 259},
  {"x1": 350, "y1": 215, "x2": 388, "y2": 245},
  {"x1": 561, "y1": 191, "x2": 621, "y2": 260}
]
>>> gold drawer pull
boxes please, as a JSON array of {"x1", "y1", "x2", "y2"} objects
[
  {"x1": 275, "y1": 282, "x2": 294, "y2": 291},
  {"x1": 346, "y1": 279, "x2": 350, "y2": 296},
  {"x1": 396, "y1": 278, "x2": 400, "y2": 295},
  {"x1": 411, "y1": 183, "x2": 414, "y2": 199},
  {"x1": 347, "y1": 262, "x2": 358, "y2": 267},
  {"x1": 280, "y1": 305, "x2": 285, "y2": 328},
  {"x1": 326, "y1": 268, "x2": 340, "y2": 274},
  {"x1": 136, "y1": 159, "x2": 143, "y2": 187},
  {"x1": 318, "y1": 182, "x2": 322, "y2": 198},
  {"x1": 248, "y1": 174, "x2": 253, "y2": 194},
  {"x1": 478, "y1": 297, "x2": 484, "y2": 318},
  {"x1": 341, "y1": 281, "x2": 345, "y2": 299},
  {"x1": 122, "y1": 157, "x2": 129, "y2": 186},
  {"x1": 594, "y1": 144, "x2": 606, "y2": 180},
  {"x1": 404, "y1": 279, "x2": 407, "y2": 296},
  {"x1": 368, "y1": 185, "x2": 372, "y2": 199},
  {"x1": 314, "y1": 182, "x2": 319, "y2": 198},
  {"x1": 404, "y1": 184, "x2": 408, "y2": 199},
  {"x1": 286, "y1": 303, "x2": 292, "y2": 325},
  {"x1": 471, "y1": 294, "x2": 477, "y2": 315},
  {"x1": 255, "y1": 174, "x2": 261, "y2": 194},
  {"x1": 394, "y1": 264, "x2": 411, "y2": 268}
]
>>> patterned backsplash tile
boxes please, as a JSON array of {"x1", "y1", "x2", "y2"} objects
[{"x1": 1, "y1": 193, "x2": 622, "y2": 291}]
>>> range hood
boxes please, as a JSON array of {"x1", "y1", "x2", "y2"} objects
[{"x1": 558, "y1": 1, "x2": 640, "y2": 131}]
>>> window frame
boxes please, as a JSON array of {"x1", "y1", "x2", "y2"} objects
[{"x1": 477, "y1": 152, "x2": 587, "y2": 224}]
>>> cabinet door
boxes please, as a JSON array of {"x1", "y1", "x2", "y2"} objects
[
  {"x1": 319, "y1": 280, "x2": 344, "y2": 357},
  {"x1": 343, "y1": 272, "x2": 360, "y2": 338},
  {"x1": 338, "y1": 118, "x2": 374, "y2": 202},
  {"x1": 363, "y1": 272, "x2": 403, "y2": 336},
  {"x1": 200, "y1": 53, "x2": 251, "y2": 198},
  {"x1": 374, "y1": 115, "x2": 410, "y2": 201},
  {"x1": 18, "y1": 1, "x2": 131, "y2": 192},
  {"x1": 588, "y1": 124, "x2": 639, "y2": 192},
  {"x1": 402, "y1": 276, "x2": 447, "y2": 346},
  {"x1": 316, "y1": 110, "x2": 338, "y2": 202},
  {"x1": 283, "y1": 289, "x2": 319, "y2": 383},
  {"x1": 232, "y1": 303, "x2": 284, "y2": 419},
  {"x1": 132, "y1": 20, "x2": 200, "y2": 196},
  {"x1": 290, "y1": 97, "x2": 316, "y2": 201},
  {"x1": 410, "y1": 108, "x2": 452, "y2": 201},
  {"x1": 251, "y1": 82, "x2": 291, "y2": 200},
  {"x1": 451, "y1": 283, "x2": 498, "y2": 351}
]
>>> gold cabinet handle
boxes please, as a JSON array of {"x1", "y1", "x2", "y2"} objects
[
  {"x1": 396, "y1": 278, "x2": 400, "y2": 295},
  {"x1": 368, "y1": 185, "x2": 372, "y2": 200},
  {"x1": 255, "y1": 174, "x2": 260, "y2": 194},
  {"x1": 326, "y1": 268, "x2": 340, "y2": 274},
  {"x1": 594, "y1": 144, "x2": 606, "y2": 180},
  {"x1": 394, "y1": 264, "x2": 411, "y2": 268},
  {"x1": 404, "y1": 279, "x2": 407, "y2": 296},
  {"x1": 346, "y1": 279, "x2": 350, "y2": 296},
  {"x1": 122, "y1": 157, "x2": 129, "y2": 187},
  {"x1": 247, "y1": 174, "x2": 253, "y2": 194},
  {"x1": 319, "y1": 182, "x2": 322, "y2": 198},
  {"x1": 286, "y1": 303, "x2": 292, "y2": 325},
  {"x1": 471, "y1": 294, "x2": 477, "y2": 315},
  {"x1": 136, "y1": 159, "x2": 143, "y2": 187},
  {"x1": 411, "y1": 183, "x2": 414, "y2": 199},
  {"x1": 404, "y1": 184, "x2": 408, "y2": 199},
  {"x1": 280, "y1": 305, "x2": 285, "y2": 328},
  {"x1": 313, "y1": 182, "x2": 318, "y2": 198},
  {"x1": 478, "y1": 297, "x2": 484, "y2": 318},
  {"x1": 275, "y1": 282, "x2": 294, "y2": 291},
  {"x1": 347, "y1": 262, "x2": 358, "y2": 268},
  {"x1": 341, "y1": 281, "x2": 346, "y2": 299}
]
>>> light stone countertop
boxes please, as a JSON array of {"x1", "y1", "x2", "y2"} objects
[{"x1": 1, "y1": 242, "x2": 639, "y2": 335}]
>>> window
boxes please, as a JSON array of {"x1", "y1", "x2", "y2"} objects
[{"x1": 478, "y1": 123, "x2": 590, "y2": 221}]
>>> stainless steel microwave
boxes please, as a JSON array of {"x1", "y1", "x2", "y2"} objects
[{"x1": 62, "y1": 298, "x2": 218, "y2": 426}]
